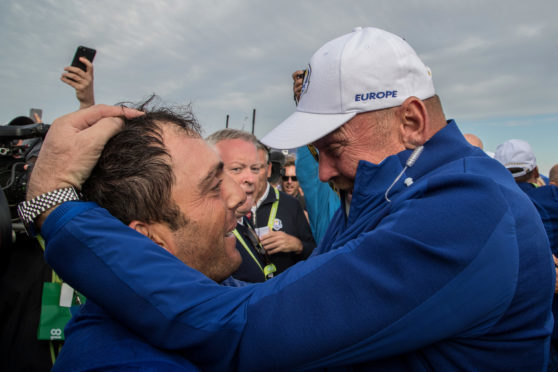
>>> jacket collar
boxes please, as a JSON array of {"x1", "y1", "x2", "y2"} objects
[{"x1": 348, "y1": 120, "x2": 471, "y2": 223}]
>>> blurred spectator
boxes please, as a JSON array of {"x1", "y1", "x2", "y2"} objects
[
  {"x1": 494, "y1": 139, "x2": 558, "y2": 368},
  {"x1": 268, "y1": 150, "x2": 285, "y2": 188},
  {"x1": 464, "y1": 133, "x2": 484, "y2": 149},
  {"x1": 206, "y1": 129, "x2": 275, "y2": 283},
  {"x1": 281, "y1": 156, "x2": 305, "y2": 210},
  {"x1": 252, "y1": 142, "x2": 315, "y2": 275},
  {"x1": 1, "y1": 116, "x2": 58, "y2": 369},
  {"x1": 60, "y1": 57, "x2": 95, "y2": 110},
  {"x1": 550, "y1": 164, "x2": 558, "y2": 186}
]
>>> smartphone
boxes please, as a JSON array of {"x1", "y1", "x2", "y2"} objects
[
  {"x1": 71, "y1": 46, "x2": 96, "y2": 71},
  {"x1": 29, "y1": 108, "x2": 43, "y2": 123}
]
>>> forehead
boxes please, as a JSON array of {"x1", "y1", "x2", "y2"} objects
[
  {"x1": 257, "y1": 148, "x2": 267, "y2": 162},
  {"x1": 163, "y1": 129, "x2": 221, "y2": 188},
  {"x1": 284, "y1": 165, "x2": 296, "y2": 175},
  {"x1": 215, "y1": 139, "x2": 258, "y2": 164}
]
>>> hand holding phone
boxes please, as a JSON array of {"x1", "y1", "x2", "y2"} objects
[
  {"x1": 71, "y1": 46, "x2": 96, "y2": 72},
  {"x1": 62, "y1": 46, "x2": 97, "y2": 109}
]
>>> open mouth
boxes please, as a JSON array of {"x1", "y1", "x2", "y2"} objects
[{"x1": 225, "y1": 221, "x2": 237, "y2": 237}]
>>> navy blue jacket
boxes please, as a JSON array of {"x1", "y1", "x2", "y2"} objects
[
  {"x1": 517, "y1": 182, "x2": 558, "y2": 340},
  {"x1": 53, "y1": 301, "x2": 198, "y2": 371},
  {"x1": 517, "y1": 183, "x2": 558, "y2": 255},
  {"x1": 44, "y1": 121, "x2": 554, "y2": 371}
]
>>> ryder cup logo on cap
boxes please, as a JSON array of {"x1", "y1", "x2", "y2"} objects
[
  {"x1": 262, "y1": 27, "x2": 435, "y2": 149},
  {"x1": 494, "y1": 139, "x2": 537, "y2": 178}
]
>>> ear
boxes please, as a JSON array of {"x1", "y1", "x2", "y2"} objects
[
  {"x1": 266, "y1": 162, "x2": 272, "y2": 178},
  {"x1": 128, "y1": 220, "x2": 175, "y2": 255},
  {"x1": 397, "y1": 96, "x2": 429, "y2": 149}
]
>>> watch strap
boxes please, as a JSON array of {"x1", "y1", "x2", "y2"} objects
[{"x1": 17, "y1": 187, "x2": 80, "y2": 236}]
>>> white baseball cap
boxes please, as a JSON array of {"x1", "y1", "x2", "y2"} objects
[
  {"x1": 494, "y1": 139, "x2": 537, "y2": 178},
  {"x1": 261, "y1": 27, "x2": 435, "y2": 149}
]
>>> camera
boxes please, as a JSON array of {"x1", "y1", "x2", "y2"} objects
[{"x1": 0, "y1": 120, "x2": 50, "y2": 249}]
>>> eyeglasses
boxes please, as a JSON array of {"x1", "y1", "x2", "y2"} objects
[{"x1": 282, "y1": 175, "x2": 297, "y2": 182}]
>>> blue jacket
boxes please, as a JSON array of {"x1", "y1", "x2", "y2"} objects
[
  {"x1": 44, "y1": 121, "x2": 554, "y2": 371},
  {"x1": 517, "y1": 183, "x2": 558, "y2": 255},
  {"x1": 53, "y1": 301, "x2": 198, "y2": 371},
  {"x1": 517, "y1": 182, "x2": 558, "y2": 340}
]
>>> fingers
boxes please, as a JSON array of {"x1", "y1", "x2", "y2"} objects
[
  {"x1": 60, "y1": 75, "x2": 79, "y2": 88},
  {"x1": 79, "y1": 57, "x2": 94, "y2": 75},
  {"x1": 52, "y1": 104, "x2": 143, "y2": 131},
  {"x1": 82, "y1": 117, "x2": 125, "y2": 150}
]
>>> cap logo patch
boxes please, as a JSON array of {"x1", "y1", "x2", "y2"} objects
[{"x1": 300, "y1": 65, "x2": 312, "y2": 99}]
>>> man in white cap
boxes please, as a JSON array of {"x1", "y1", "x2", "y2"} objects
[
  {"x1": 26, "y1": 28, "x2": 554, "y2": 370},
  {"x1": 494, "y1": 140, "x2": 558, "y2": 254}
]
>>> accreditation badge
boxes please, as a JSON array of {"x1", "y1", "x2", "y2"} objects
[{"x1": 37, "y1": 282, "x2": 85, "y2": 340}]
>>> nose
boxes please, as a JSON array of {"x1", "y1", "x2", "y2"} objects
[
  {"x1": 223, "y1": 173, "x2": 246, "y2": 211},
  {"x1": 242, "y1": 168, "x2": 256, "y2": 186},
  {"x1": 318, "y1": 153, "x2": 338, "y2": 183}
]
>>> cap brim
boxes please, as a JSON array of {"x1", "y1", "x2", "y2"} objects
[{"x1": 261, "y1": 111, "x2": 356, "y2": 149}]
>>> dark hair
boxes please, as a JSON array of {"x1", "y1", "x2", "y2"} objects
[{"x1": 82, "y1": 97, "x2": 201, "y2": 230}]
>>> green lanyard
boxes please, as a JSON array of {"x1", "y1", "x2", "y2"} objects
[
  {"x1": 233, "y1": 229, "x2": 265, "y2": 275},
  {"x1": 267, "y1": 187, "x2": 280, "y2": 231},
  {"x1": 233, "y1": 226, "x2": 276, "y2": 280}
]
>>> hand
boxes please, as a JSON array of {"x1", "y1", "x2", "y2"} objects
[
  {"x1": 61, "y1": 57, "x2": 95, "y2": 109},
  {"x1": 27, "y1": 105, "x2": 144, "y2": 225},
  {"x1": 260, "y1": 230, "x2": 303, "y2": 255},
  {"x1": 292, "y1": 70, "x2": 305, "y2": 105}
]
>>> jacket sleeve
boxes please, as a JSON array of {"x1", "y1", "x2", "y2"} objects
[{"x1": 43, "y1": 175, "x2": 525, "y2": 371}]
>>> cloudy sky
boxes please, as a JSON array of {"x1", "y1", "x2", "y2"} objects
[{"x1": 1, "y1": 0, "x2": 557, "y2": 173}]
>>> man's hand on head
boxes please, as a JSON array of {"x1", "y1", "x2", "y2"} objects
[{"x1": 27, "y1": 105, "x2": 143, "y2": 226}]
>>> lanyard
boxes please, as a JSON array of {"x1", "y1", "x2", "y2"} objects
[
  {"x1": 233, "y1": 229, "x2": 265, "y2": 275},
  {"x1": 267, "y1": 187, "x2": 280, "y2": 230},
  {"x1": 233, "y1": 225, "x2": 276, "y2": 280}
]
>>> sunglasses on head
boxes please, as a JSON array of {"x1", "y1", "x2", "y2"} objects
[{"x1": 282, "y1": 175, "x2": 297, "y2": 182}]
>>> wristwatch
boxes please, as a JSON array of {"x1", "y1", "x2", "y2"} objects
[{"x1": 17, "y1": 187, "x2": 81, "y2": 236}]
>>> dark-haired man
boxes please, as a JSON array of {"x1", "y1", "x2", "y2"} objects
[
  {"x1": 44, "y1": 103, "x2": 245, "y2": 370},
  {"x1": 28, "y1": 27, "x2": 554, "y2": 370}
]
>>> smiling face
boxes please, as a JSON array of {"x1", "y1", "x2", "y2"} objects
[
  {"x1": 161, "y1": 126, "x2": 245, "y2": 282},
  {"x1": 281, "y1": 165, "x2": 299, "y2": 196},
  {"x1": 214, "y1": 138, "x2": 262, "y2": 217}
]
